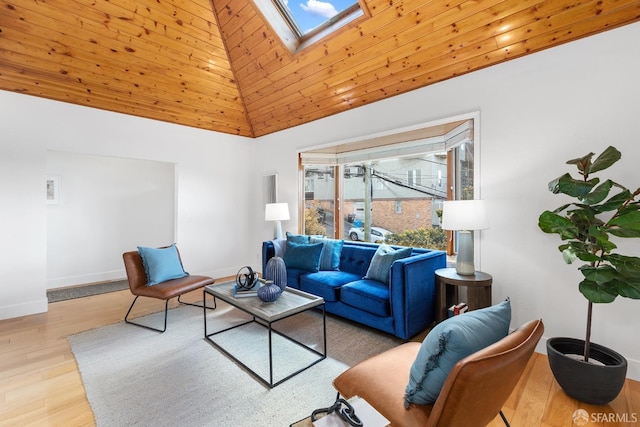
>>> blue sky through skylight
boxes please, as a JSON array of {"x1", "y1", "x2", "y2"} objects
[{"x1": 282, "y1": 0, "x2": 359, "y2": 34}]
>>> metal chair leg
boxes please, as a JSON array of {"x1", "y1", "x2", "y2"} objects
[
  {"x1": 500, "y1": 410, "x2": 510, "y2": 427},
  {"x1": 124, "y1": 293, "x2": 216, "y2": 333},
  {"x1": 124, "y1": 296, "x2": 170, "y2": 333},
  {"x1": 178, "y1": 294, "x2": 216, "y2": 310}
]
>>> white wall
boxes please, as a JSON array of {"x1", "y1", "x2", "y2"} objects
[
  {"x1": 253, "y1": 22, "x2": 640, "y2": 380},
  {"x1": 0, "y1": 93, "x2": 255, "y2": 320},
  {"x1": 46, "y1": 151, "x2": 176, "y2": 288}
]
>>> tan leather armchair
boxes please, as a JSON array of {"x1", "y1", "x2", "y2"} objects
[
  {"x1": 123, "y1": 249, "x2": 215, "y2": 332},
  {"x1": 333, "y1": 319, "x2": 544, "y2": 427}
]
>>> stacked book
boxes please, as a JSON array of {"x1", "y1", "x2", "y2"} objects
[
  {"x1": 233, "y1": 284, "x2": 258, "y2": 298},
  {"x1": 447, "y1": 302, "x2": 468, "y2": 318}
]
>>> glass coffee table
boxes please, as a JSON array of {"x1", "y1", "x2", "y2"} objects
[{"x1": 203, "y1": 282, "x2": 326, "y2": 388}]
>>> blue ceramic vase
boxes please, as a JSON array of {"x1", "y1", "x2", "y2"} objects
[
  {"x1": 258, "y1": 280, "x2": 281, "y2": 302},
  {"x1": 264, "y1": 256, "x2": 287, "y2": 292}
]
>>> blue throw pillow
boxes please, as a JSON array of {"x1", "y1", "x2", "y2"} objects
[
  {"x1": 363, "y1": 244, "x2": 412, "y2": 285},
  {"x1": 310, "y1": 237, "x2": 344, "y2": 271},
  {"x1": 404, "y1": 299, "x2": 512, "y2": 406},
  {"x1": 137, "y1": 244, "x2": 189, "y2": 286},
  {"x1": 286, "y1": 232, "x2": 311, "y2": 244},
  {"x1": 271, "y1": 238, "x2": 287, "y2": 258},
  {"x1": 283, "y1": 241, "x2": 323, "y2": 272}
]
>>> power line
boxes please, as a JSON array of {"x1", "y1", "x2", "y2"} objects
[{"x1": 372, "y1": 170, "x2": 446, "y2": 199}]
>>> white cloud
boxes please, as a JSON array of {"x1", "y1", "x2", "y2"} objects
[{"x1": 300, "y1": 0, "x2": 338, "y2": 19}]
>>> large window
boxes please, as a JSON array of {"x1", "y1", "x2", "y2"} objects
[{"x1": 299, "y1": 117, "x2": 477, "y2": 252}]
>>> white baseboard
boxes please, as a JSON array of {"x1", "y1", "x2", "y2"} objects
[
  {"x1": 47, "y1": 270, "x2": 125, "y2": 289},
  {"x1": 199, "y1": 266, "x2": 243, "y2": 282},
  {"x1": 0, "y1": 298, "x2": 48, "y2": 321}
]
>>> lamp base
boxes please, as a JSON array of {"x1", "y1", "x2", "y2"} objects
[
  {"x1": 274, "y1": 220, "x2": 283, "y2": 240},
  {"x1": 455, "y1": 230, "x2": 476, "y2": 275}
]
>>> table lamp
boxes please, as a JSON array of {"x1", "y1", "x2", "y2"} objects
[
  {"x1": 441, "y1": 200, "x2": 489, "y2": 275},
  {"x1": 265, "y1": 202, "x2": 290, "y2": 239}
]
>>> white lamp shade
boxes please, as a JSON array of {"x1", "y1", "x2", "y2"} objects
[
  {"x1": 441, "y1": 200, "x2": 489, "y2": 231},
  {"x1": 265, "y1": 203, "x2": 290, "y2": 221}
]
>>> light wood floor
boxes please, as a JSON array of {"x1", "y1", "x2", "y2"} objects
[{"x1": 1, "y1": 288, "x2": 638, "y2": 427}]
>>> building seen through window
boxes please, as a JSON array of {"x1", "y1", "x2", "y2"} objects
[{"x1": 300, "y1": 118, "x2": 476, "y2": 252}]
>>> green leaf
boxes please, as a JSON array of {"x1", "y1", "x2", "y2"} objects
[
  {"x1": 579, "y1": 279, "x2": 618, "y2": 303},
  {"x1": 609, "y1": 210, "x2": 640, "y2": 230},
  {"x1": 617, "y1": 204, "x2": 640, "y2": 217},
  {"x1": 575, "y1": 251, "x2": 601, "y2": 262},
  {"x1": 563, "y1": 241, "x2": 601, "y2": 262},
  {"x1": 582, "y1": 180, "x2": 612, "y2": 205},
  {"x1": 608, "y1": 228, "x2": 640, "y2": 238},
  {"x1": 596, "y1": 189, "x2": 631, "y2": 212},
  {"x1": 587, "y1": 146, "x2": 621, "y2": 174},
  {"x1": 538, "y1": 211, "x2": 580, "y2": 239},
  {"x1": 606, "y1": 254, "x2": 640, "y2": 275},
  {"x1": 566, "y1": 152, "x2": 594, "y2": 174},
  {"x1": 616, "y1": 280, "x2": 640, "y2": 299},
  {"x1": 549, "y1": 174, "x2": 598, "y2": 198},
  {"x1": 579, "y1": 265, "x2": 618, "y2": 284}
]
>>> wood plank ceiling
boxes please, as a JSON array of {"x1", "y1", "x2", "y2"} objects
[{"x1": 1, "y1": 0, "x2": 639, "y2": 138}]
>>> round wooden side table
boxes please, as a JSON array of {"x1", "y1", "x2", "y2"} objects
[{"x1": 435, "y1": 267, "x2": 492, "y2": 323}]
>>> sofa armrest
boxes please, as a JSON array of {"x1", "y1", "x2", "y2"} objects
[
  {"x1": 389, "y1": 250, "x2": 447, "y2": 339},
  {"x1": 261, "y1": 241, "x2": 276, "y2": 273}
]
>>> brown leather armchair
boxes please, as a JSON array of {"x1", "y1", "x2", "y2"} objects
[
  {"x1": 123, "y1": 249, "x2": 216, "y2": 332},
  {"x1": 333, "y1": 319, "x2": 544, "y2": 427}
]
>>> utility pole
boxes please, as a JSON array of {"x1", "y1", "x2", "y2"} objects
[{"x1": 364, "y1": 164, "x2": 371, "y2": 242}]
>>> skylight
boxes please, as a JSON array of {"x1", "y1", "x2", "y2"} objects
[
  {"x1": 251, "y1": 0, "x2": 365, "y2": 52},
  {"x1": 273, "y1": 0, "x2": 362, "y2": 39}
]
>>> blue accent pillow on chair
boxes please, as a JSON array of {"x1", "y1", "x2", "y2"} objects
[
  {"x1": 364, "y1": 244, "x2": 412, "y2": 285},
  {"x1": 137, "y1": 244, "x2": 189, "y2": 286},
  {"x1": 404, "y1": 299, "x2": 512, "y2": 406},
  {"x1": 283, "y1": 241, "x2": 323, "y2": 272}
]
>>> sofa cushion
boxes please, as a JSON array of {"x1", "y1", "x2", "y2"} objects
[
  {"x1": 286, "y1": 232, "x2": 310, "y2": 244},
  {"x1": 364, "y1": 244, "x2": 412, "y2": 285},
  {"x1": 300, "y1": 271, "x2": 362, "y2": 302},
  {"x1": 137, "y1": 244, "x2": 188, "y2": 286},
  {"x1": 283, "y1": 241, "x2": 323, "y2": 272},
  {"x1": 340, "y1": 279, "x2": 390, "y2": 317},
  {"x1": 404, "y1": 299, "x2": 511, "y2": 406},
  {"x1": 339, "y1": 244, "x2": 378, "y2": 276},
  {"x1": 285, "y1": 268, "x2": 307, "y2": 289},
  {"x1": 311, "y1": 237, "x2": 344, "y2": 271}
]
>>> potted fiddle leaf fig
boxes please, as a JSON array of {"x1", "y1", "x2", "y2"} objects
[{"x1": 538, "y1": 145, "x2": 640, "y2": 404}]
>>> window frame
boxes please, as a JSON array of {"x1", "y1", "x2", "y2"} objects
[
  {"x1": 298, "y1": 112, "x2": 481, "y2": 256},
  {"x1": 272, "y1": 0, "x2": 362, "y2": 41}
]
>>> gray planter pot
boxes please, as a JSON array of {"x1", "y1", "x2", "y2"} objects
[{"x1": 547, "y1": 337, "x2": 627, "y2": 405}]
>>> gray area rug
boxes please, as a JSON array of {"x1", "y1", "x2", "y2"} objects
[
  {"x1": 69, "y1": 300, "x2": 402, "y2": 427},
  {"x1": 47, "y1": 280, "x2": 129, "y2": 302}
]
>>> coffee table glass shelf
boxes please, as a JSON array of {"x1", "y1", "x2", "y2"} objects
[{"x1": 203, "y1": 282, "x2": 326, "y2": 388}]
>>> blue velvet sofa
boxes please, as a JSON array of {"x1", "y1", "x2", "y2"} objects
[{"x1": 262, "y1": 239, "x2": 446, "y2": 339}]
